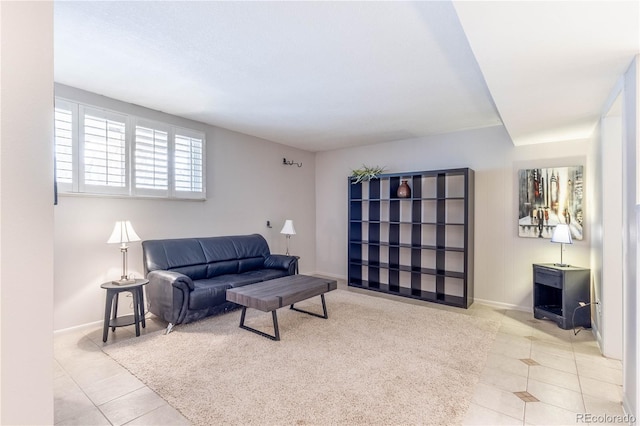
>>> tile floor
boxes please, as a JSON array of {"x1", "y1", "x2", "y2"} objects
[{"x1": 54, "y1": 282, "x2": 626, "y2": 425}]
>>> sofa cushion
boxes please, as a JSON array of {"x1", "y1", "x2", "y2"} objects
[
  {"x1": 164, "y1": 239, "x2": 206, "y2": 268},
  {"x1": 231, "y1": 234, "x2": 270, "y2": 259},
  {"x1": 199, "y1": 237, "x2": 238, "y2": 263},
  {"x1": 171, "y1": 264, "x2": 208, "y2": 280},
  {"x1": 232, "y1": 268, "x2": 289, "y2": 286},
  {"x1": 218, "y1": 274, "x2": 262, "y2": 287},
  {"x1": 189, "y1": 280, "x2": 231, "y2": 311},
  {"x1": 238, "y1": 257, "x2": 264, "y2": 273},
  {"x1": 143, "y1": 238, "x2": 206, "y2": 272},
  {"x1": 207, "y1": 260, "x2": 239, "y2": 278}
]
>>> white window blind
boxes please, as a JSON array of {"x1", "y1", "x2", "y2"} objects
[
  {"x1": 134, "y1": 122, "x2": 168, "y2": 193},
  {"x1": 174, "y1": 130, "x2": 204, "y2": 195},
  {"x1": 54, "y1": 97, "x2": 206, "y2": 200},
  {"x1": 54, "y1": 105, "x2": 74, "y2": 186},
  {"x1": 81, "y1": 108, "x2": 127, "y2": 191}
]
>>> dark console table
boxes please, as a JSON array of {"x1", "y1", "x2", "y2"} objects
[{"x1": 533, "y1": 263, "x2": 590, "y2": 330}]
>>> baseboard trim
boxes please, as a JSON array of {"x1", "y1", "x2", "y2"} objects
[
  {"x1": 310, "y1": 271, "x2": 346, "y2": 281},
  {"x1": 472, "y1": 298, "x2": 532, "y2": 313},
  {"x1": 54, "y1": 319, "x2": 103, "y2": 335},
  {"x1": 313, "y1": 275, "x2": 534, "y2": 314}
]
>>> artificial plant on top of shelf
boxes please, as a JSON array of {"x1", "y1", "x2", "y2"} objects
[{"x1": 350, "y1": 165, "x2": 386, "y2": 184}]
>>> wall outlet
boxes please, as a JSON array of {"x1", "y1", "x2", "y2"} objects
[{"x1": 596, "y1": 298, "x2": 602, "y2": 316}]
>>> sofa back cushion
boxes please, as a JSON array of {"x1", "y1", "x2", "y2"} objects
[
  {"x1": 172, "y1": 264, "x2": 208, "y2": 280},
  {"x1": 199, "y1": 237, "x2": 238, "y2": 263},
  {"x1": 231, "y1": 234, "x2": 271, "y2": 259},
  {"x1": 143, "y1": 238, "x2": 206, "y2": 274},
  {"x1": 207, "y1": 260, "x2": 239, "y2": 278},
  {"x1": 142, "y1": 234, "x2": 272, "y2": 278},
  {"x1": 238, "y1": 257, "x2": 264, "y2": 273}
]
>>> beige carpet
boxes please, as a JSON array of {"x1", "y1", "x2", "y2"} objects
[{"x1": 103, "y1": 289, "x2": 500, "y2": 425}]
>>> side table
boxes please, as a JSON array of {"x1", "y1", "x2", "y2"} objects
[
  {"x1": 532, "y1": 263, "x2": 590, "y2": 330},
  {"x1": 101, "y1": 279, "x2": 149, "y2": 342}
]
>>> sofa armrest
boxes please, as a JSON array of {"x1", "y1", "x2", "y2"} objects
[
  {"x1": 146, "y1": 270, "x2": 195, "y2": 325},
  {"x1": 148, "y1": 270, "x2": 195, "y2": 291},
  {"x1": 264, "y1": 254, "x2": 298, "y2": 275}
]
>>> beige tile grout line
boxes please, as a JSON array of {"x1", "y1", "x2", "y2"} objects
[{"x1": 523, "y1": 332, "x2": 532, "y2": 426}]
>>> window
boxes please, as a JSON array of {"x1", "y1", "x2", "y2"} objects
[
  {"x1": 134, "y1": 120, "x2": 169, "y2": 196},
  {"x1": 54, "y1": 100, "x2": 77, "y2": 192},
  {"x1": 174, "y1": 128, "x2": 204, "y2": 196},
  {"x1": 53, "y1": 98, "x2": 206, "y2": 199},
  {"x1": 80, "y1": 107, "x2": 128, "y2": 194}
]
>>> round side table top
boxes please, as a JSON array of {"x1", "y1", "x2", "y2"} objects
[{"x1": 100, "y1": 278, "x2": 149, "y2": 290}]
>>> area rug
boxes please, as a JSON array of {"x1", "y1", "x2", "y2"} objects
[{"x1": 102, "y1": 289, "x2": 500, "y2": 425}]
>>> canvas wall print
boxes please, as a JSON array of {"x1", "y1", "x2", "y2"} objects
[{"x1": 518, "y1": 166, "x2": 584, "y2": 240}]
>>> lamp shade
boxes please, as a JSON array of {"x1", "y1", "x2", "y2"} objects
[
  {"x1": 551, "y1": 224, "x2": 572, "y2": 244},
  {"x1": 280, "y1": 220, "x2": 296, "y2": 236},
  {"x1": 107, "y1": 221, "x2": 141, "y2": 244}
]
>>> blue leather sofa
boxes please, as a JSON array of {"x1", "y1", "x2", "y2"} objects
[{"x1": 142, "y1": 234, "x2": 298, "y2": 333}]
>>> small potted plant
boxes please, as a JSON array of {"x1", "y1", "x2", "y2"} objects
[{"x1": 350, "y1": 165, "x2": 386, "y2": 184}]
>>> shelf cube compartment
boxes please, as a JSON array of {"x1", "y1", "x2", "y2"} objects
[
  {"x1": 421, "y1": 274, "x2": 437, "y2": 293},
  {"x1": 444, "y1": 251, "x2": 465, "y2": 274},
  {"x1": 361, "y1": 202, "x2": 369, "y2": 221},
  {"x1": 421, "y1": 225, "x2": 437, "y2": 247},
  {"x1": 400, "y1": 200, "x2": 412, "y2": 222},
  {"x1": 421, "y1": 250, "x2": 436, "y2": 270},
  {"x1": 444, "y1": 277, "x2": 465, "y2": 298},
  {"x1": 399, "y1": 247, "x2": 411, "y2": 268},
  {"x1": 399, "y1": 271, "x2": 412, "y2": 288},
  {"x1": 379, "y1": 222, "x2": 390, "y2": 244},
  {"x1": 445, "y1": 225, "x2": 465, "y2": 248},
  {"x1": 378, "y1": 268, "x2": 389, "y2": 285},
  {"x1": 380, "y1": 245, "x2": 390, "y2": 266},
  {"x1": 360, "y1": 181, "x2": 369, "y2": 199},
  {"x1": 380, "y1": 179, "x2": 390, "y2": 199},
  {"x1": 380, "y1": 200, "x2": 390, "y2": 221},
  {"x1": 445, "y1": 174, "x2": 465, "y2": 198},
  {"x1": 421, "y1": 176, "x2": 437, "y2": 198},
  {"x1": 399, "y1": 224, "x2": 412, "y2": 245},
  {"x1": 445, "y1": 199, "x2": 465, "y2": 224},
  {"x1": 421, "y1": 200, "x2": 437, "y2": 222}
]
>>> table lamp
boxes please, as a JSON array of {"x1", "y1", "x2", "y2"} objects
[
  {"x1": 280, "y1": 219, "x2": 296, "y2": 256},
  {"x1": 551, "y1": 223, "x2": 572, "y2": 267},
  {"x1": 108, "y1": 220, "x2": 141, "y2": 284}
]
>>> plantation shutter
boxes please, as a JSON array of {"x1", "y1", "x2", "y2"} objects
[
  {"x1": 54, "y1": 100, "x2": 76, "y2": 190},
  {"x1": 79, "y1": 107, "x2": 128, "y2": 194},
  {"x1": 174, "y1": 129, "x2": 205, "y2": 198},
  {"x1": 134, "y1": 120, "x2": 169, "y2": 196}
]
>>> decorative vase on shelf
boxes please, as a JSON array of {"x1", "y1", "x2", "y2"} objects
[{"x1": 397, "y1": 180, "x2": 411, "y2": 198}]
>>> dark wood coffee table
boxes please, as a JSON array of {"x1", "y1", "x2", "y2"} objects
[{"x1": 226, "y1": 275, "x2": 337, "y2": 341}]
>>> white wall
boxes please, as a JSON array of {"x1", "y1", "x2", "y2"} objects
[
  {"x1": 315, "y1": 125, "x2": 591, "y2": 311},
  {"x1": 0, "y1": 2, "x2": 54, "y2": 424},
  {"x1": 621, "y1": 55, "x2": 639, "y2": 421},
  {"x1": 589, "y1": 90, "x2": 624, "y2": 360},
  {"x1": 54, "y1": 85, "x2": 316, "y2": 331}
]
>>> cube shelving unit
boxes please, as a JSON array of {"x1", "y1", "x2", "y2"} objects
[{"x1": 348, "y1": 168, "x2": 475, "y2": 308}]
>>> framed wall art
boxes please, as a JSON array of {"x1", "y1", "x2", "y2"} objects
[{"x1": 518, "y1": 166, "x2": 584, "y2": 240}]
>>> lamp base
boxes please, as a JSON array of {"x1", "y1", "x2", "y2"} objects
[
  {"x1": 112, "y1": 278, "x2": 136, "y2": 285},
  {"x1": 554, "y1": 263, "x2": 570, "y2": 267}
]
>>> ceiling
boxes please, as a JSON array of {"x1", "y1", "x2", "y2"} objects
[{"x1": 54, "y1": 1, "x2": 639, "y2": 151}]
